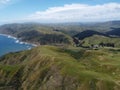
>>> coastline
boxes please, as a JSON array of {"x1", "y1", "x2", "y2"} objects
[{"x1": 0, "y1": 33, "x2": 38, "y2": 47}]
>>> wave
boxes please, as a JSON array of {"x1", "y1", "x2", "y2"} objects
[
  {"x1": 15, "y1": 40, "x2": 19, "y2": 43},
  {"x1": 0, "y1": 34, "x2": 17, "y2": 40},
  {"x1": 0, "y1": 33, "x2": 38, "y2": 47}
]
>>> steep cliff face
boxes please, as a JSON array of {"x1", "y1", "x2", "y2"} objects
[{"x1": 0, "y1": 46, "x2": 120, "y2": 90}]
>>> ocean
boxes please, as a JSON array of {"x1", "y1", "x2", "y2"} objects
[{"x1": 0, "y1": 34, "x2": 34, "y2": 56}]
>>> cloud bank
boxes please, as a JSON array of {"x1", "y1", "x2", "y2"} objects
[{"x1": 26, "y1": 3, "x2": 120, "y2": 22}]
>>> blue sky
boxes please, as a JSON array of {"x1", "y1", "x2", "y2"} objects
[{"x1": 0, "y1": 0, "x2": 120, "y2": 24}]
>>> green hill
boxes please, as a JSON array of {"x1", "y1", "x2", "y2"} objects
[
  {"x1": 0, "y1": 24, "x2": 73, "y2": 45},
  {"x1": 0, "y1": 46, "x2": 120, "y2": 90},
  {"x1": 0, "y1": 21, "x2": 120, "y2": 46},
  {"x1": 81, "y1": 35, "x2": 120, "y2": 48}
]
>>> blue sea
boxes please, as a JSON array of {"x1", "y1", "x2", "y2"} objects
[{"x1": 0, "y1": 34, "x2": 34, "y2": 56}]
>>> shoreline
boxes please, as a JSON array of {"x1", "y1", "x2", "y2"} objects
[{"x1": 0, "y1": 33, "x2": 38, "y2": 47}]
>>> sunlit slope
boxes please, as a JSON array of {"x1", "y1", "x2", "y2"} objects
[
  {"x1": 81, "y1": 35, "x2": 120, "y2": 47},
  {"x1": 0, "y1": 46, "x2": 120, "y2": 90}
]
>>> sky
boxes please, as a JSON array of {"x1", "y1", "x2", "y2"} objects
[{"x1": 0, "y1": 0, "x2": 120, "y2": 24}]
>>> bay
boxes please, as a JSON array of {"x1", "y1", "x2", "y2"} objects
[{"x1": 0, "y1": 34, "x2": 34, "y2": 56}]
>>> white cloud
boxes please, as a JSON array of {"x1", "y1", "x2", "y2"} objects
[
  {"x1": 0, "y1": 0, "x2": 10, "y2": 4},
  {"x1": 26, "y1": 3, "x2": 120, "y2": 22}
]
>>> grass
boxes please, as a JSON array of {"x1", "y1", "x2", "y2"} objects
[
  {"x1": 82, "y1": 35, "x2": 120, "y2": 47},
  {"x1": 0, "y1": 45, "x2": 120, "y2": 89},
  {"x1": 0, "y1": 65, "x2": 20, "y2": 76}
]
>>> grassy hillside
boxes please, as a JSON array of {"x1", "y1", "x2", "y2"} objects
[
  {"x1": 0, "y1": 46, "x2": 120, "y2": 90},
  {"x1": 81, "y1": 35, "x2": 120, "y2": 48},
  {"x1": 0, "y1": 24, "x2": 73, "y2": 45}
]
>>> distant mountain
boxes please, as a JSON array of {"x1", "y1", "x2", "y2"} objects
[
  {"x1": 106, "y1": 21, "x2": 120, "y2": 26},
  {"x1": 47, "y1": 20, "x2": 120, "y2": 36},
  {"x1": 85, "y1": 20, "x2": 120, "y2": 27},
  {"x1": 74, "y1": 30, "x2": 108, "y2": 40}
]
